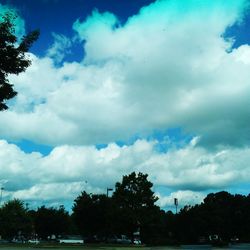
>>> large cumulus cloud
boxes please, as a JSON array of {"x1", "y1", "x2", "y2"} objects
[
  {"x1": 0, "y1": 0, "x2": 249, "y2": 147},
  {"x1": 0, "y1": 138, "x2": 249, "y2": 210}
]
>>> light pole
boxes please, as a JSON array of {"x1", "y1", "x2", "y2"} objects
[
  {"x1": 0, "y1": 187, "x2": 4, "y2": 206},
  {"x1": 174, "y1": 198, "x2": 178, "y2": 214},
  {"x1": 106, "y1": 188, "x2": 113, "y2": 197}
]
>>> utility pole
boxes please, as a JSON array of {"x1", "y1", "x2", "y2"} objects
[
  {"x1": 0, "y1": 187, "x2": 4, "y2": 206},
  {"x1": 174, "y1": 198, "x2": 178, "y2": 214}
]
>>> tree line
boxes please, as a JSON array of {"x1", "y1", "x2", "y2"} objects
[{"x1": 1, "y1": 172, "x2": 250, "y2": 245}]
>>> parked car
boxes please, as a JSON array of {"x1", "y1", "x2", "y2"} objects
[
  {"x1": 0, "y1": 239, "x2": 9, "y2": 244},
  {"x1": 133, "y1": 238, "x2": 141, "y2": 245},
  {"x1": 106, "y1": 235, "x2": 131, "y2": 244},
  {"x1": 58, "y1": 235, "x2": 84, "y2": 244},
  {"x1": 230, "y1": 236, "x2": 239, "y2": 244},
  {"x1": 116, "y1": 235, "x2": 131, "y2": 244},
  {"x1": 28, "y1": 239, "x2": 40, "y2": 244},
  {"x1": 106, "y1": 236, "x2": 118, "y2": 244}
]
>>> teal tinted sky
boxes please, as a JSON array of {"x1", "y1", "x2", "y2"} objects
[
  {"x1": 0, "y1": 0, "x2": 250, "y2": 211},
  {"x1": 1, "y1": 0, "x2": 156, "y2": 59}
]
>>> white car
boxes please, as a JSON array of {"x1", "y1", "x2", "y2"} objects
[
  {"x1": 28, "y1": 239, "x2": 40, "y2": 244},
  {"x1": 58, "y1": 235, "x2": 84, "y2": 244},
  {"x1": 133, "y1": 239, "x2": 141, "y2": 245}
]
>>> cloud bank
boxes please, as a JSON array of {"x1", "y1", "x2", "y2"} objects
[{"x1": 1, "y1": 137, "x2": 250, "y2": 210}]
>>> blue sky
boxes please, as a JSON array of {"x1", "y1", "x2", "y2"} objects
[
  {"x1": 0, "y1": 0, "x2": 250, "y2": 211},
  {"x1": 2, "y1": 0, "x2": 156, "y2": 58}
]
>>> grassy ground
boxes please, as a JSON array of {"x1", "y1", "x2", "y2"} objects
[
  {"x1": 0, "y1": 244, "x2": 179, "y2": 250},
  {"x1": 0, "y1": 246, "x2": 148, "y2": 249}
]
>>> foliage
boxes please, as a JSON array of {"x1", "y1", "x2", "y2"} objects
[
  {"x1": 0, "y1": 11, "x2": 39, "y2": 110},
  {"x1": 113, "y1": 172, "x2": 158, "y2": 209},
  {"x1": 72, "y1": 192, "x2": 115, "y2": 238},
  {"x1": 175, "y1": 191, "x2": 250, "y2": 244},
  {"x1": 32, "y1": 205, "x2": 71, "y2": 239},
  {"x1": 72, "y1": 172, "x2": 174, "y2": 244},
  {"x1": 1, "y1": 176, "x2": 250, "y2": 245},
  {"x1": 112, "y1": 172, "x2": 159, "y2": 241},
  {"x1": 0, "y1": 199, "x2": 32, "y2": 239}
]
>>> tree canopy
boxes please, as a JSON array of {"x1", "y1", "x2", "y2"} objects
[
  {"x1": 72, "y1": 172, "x2": 162, "y2": 243},
  {"x1": 71, "y1": 174, "x2": 250, "y2": 245},
  {"x1": 72, "y1": 192, "x2": 115, "y2": 239},
  {"x1": 0, "y1": 12, "x2": 39, "y2": 110},
  {"x1": 32, "y1": 205, "x2": 71, "y2": 239},
  {"x1": 112, "y1": 172, "x2": 159, "y2": 239},
  {"x1": 0, "y1": 175, "x2": 250, "y2": 245},
  {"x1": 0, "y1": 199, "x2": 32, "y2": 239},
  {"x1": 113, "y1": 172, "x2": 158, "y2": 209}
]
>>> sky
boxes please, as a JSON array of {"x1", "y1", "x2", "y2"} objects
[{"x1": 0, "y1": 0, "x2": 250, "y2": 211}]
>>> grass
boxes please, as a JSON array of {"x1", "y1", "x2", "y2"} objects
[{"x1": 0, "y1": 243, "x2": 147, "y2": 248}]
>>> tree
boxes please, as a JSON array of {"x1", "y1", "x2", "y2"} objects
[
  {"x1": 175, "y1": 191, "x2": 250, "y2": 244},
  {"x1": 112, "y1": 172, "x2": 159, "y2": 242},
  {"x1": 113, "y1": 172, "x2": 158, "y2": 209},
  {"x1": 33, "y1": 205, "x2": 71, "y2": 239},
  {"x1": 0, "y1": 11, "x2": 39, "y2": 110},
  {"x1": 0, "y1": 199, "x2": 32, "y2": 239},
  {"x1": 72, "y1": 191, "x2": 115, "y2": 239}
]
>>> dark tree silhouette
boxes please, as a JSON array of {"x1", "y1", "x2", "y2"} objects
[
  {"x1": 72, "y1": 192, "x2": 115, "y2": 239},
  {"x1": 176, "y1": 191, "x2": 250, "y2": 244},
  {"x1": 0, "y1": 199, "x2": 32, "y2": 239},
  {"x1": 112, "y1": 172, "x2": 160, "y2": 242},
  {"x1": 0, "y1": 12, "x2": 39, "y2": 110},
  {"x1": 33, "y1": 205, "x2": 71, "y2": 239},
  {"x1": 113, "y1": 172, "x2": 158, "y2": 209}
]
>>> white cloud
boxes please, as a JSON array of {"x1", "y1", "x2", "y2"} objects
[
  {"x1": 46, "y1": 32, "x2": 72, "y2": 64},
  {"x1": 0, "y1": 138, "x2": 249, "y2": 207},
  {"x1": 1, "y1": 0, "x2": 250, "y2": 207},
  {"x1": 13, "y1": 181, "x2": 101, "y2": 201},
  {"x1": 156, "y1": 190, "x2": 205, "y2": 210},
  {"x1": 0, "y1": 0, "x2": 249, "y2": 148}
]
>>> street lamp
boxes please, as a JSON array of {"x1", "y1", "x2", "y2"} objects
[
  {"x1": 174, "y1": 198, "x2": 178, "y2": 214},
  {"x1": 106, "y1": 188, "x2": 113, "y2": 197},
  {"x1": 0, "y1": 187, "x2": 4, "y2": 206}
]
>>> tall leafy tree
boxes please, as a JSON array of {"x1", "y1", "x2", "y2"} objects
[
  {"x1": 113, "y1": 172, "x2": 158, "y2": 209},
  {"x1": 0, "y1": 11, "x2": 39, "y2": 110},
  {"x1": 112, "y1": 172, "x2": 159, "y2": 242},
  {"x1": 33, "y1": 205, "x2": 71, "y2": 239},
  {"x1": 0, "y1": 199, "x2": 32, "y2": 239},
  {"x1": 72, "y1": 192, "x2": 115, "y2": 238}
]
